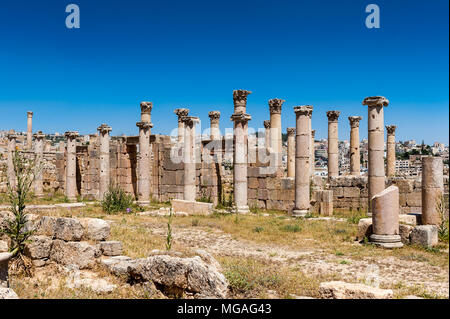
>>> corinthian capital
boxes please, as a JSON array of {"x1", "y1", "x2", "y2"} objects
[
  {"x1": 286, "y1": 127, "x2": 295, "y2": 136},
  {"x1": 326, "y1": 110, "x2": 340, "y2": 122},
  {"x1": 208, "y1": 111, "x2": 221, "y2": 121},
  {"x1": 386, "y1": 125, "x2": 397, "y2": 135},
  {"x1": 294, "y1": 105, "x2": 312, "y2": 116},
  {"x1": 362, "y1": 96, "x2": 389, "y2": 107},
  {"x1": 140, "y1": 101, "x2": 153, "y2": 114},
  {"x1": 268, "y1": 98, "x2": 285, "y2": 114},
  {"x1": 233, "y1": 90, "x2": 252, "y2": 106},
  {"x1": 174, "y1": 108, "x2": 189, "y2": 118},
  {"x1": 263, "y1": 120, "x2": 271, "y2": 129},
  {"x1": 348, "y1": 116, "x2": 362, "y2": 128}
]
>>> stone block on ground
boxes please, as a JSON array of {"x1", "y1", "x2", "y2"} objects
[
  {"x1": 99, "y1": 241, "x2": 123, "y2": 256},
  {"x1": 0, "y1": 241, "x2": 8, "y2": 253},
  {"x1": 319, "y1": 281, "x2": 393, "y2": 299},
  {"x1": 50, "y1": 240, "x2": 98, "y2": 269},
  {"x1": 398, "y1": 214, "x2": 417, "y2": 226},
  {"x1": 54, "y1": 218, "x2": 84, "y2": 241},
  {"x1": 0, "y1": 287, "x2": 19, "y2": 299},
  {"x1": 80, "y1": 218, "x2": 111, "y2": 241},
  {"x1": 171, "y1": 199, "x2": 213, "y2": 215},
  {"x1": 35, "y1": 216, "x2": 57, "y2": 238},
  {"x1": 399, "y1": 224, "x2": 414, "y2": 244},
  {"x1": 356, "y1": 218, "x2": 372, "y2": 241},
  {"x1": 410, "y1": 225, "x2": 438, "y2": 248},
  {"x1": 24, "y1": 235, "x2": 52, "y2": 260},
  {"x1": 101, "y1": 256, "x2": 134, "y2": 276}
]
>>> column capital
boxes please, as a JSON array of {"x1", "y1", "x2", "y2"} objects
[
  {"x1": 33, "y1": 131, "x2": 46, "y2": 140},
  {"x1": 326, "y1": 110, "x2": 340, "y2": 122},
  {"x1": 230, "y1": 113, "x2": 251, "y2": 123},
  {"x1": 286, "y1": 127, "x2": 295, "y2": 136},
  {"x1": 97, "y1": 123, "x2": 112, "y2": 134},
  {"x1": 348, "y1": 116, "x2": 362, "y2": 128},
  {"x1": 64, "y1": 131, "x2": 79, "y2": 139},
  {"x1": 140, "y1": 102, "x2": 153, "y2": 114},
  {"x1": 294, "y1": 105, "x2": 313, "y2": 116},
  {"x1": 263, "y1": 120, "x2": 271, "y2": 129},
  {"x1": 136, "y1": 121, "x2": 154, "y2": 129},
  {"x1": 268, "y1": 98, "x2": 285, "y2": 114},
  {"x1": 208, "y1": 111, "x2": 221, "y2": 121},
  {"x1": 233, "y1": 89, "x2": 252, "y2": 111},
  {"x1": 311, "y1": 129, "x2": 316, "y2": 138},
  {"x1": 27, "y1": 111, "x2": 33, "y2": 117},
  {"x1": 386, "y1": 125, "x2": 397, "y2": 135},
  {"x1": 7, "y1": 130, "x2": 17, "y2": 140},
  {"x1": 174, "y1": 108, "x2": 189, "y2": 118},
  {"x1": 362, "y1": 96, "x2": 389, "y2": 107},
  {"x1": 181, "y1": 116, "x2": 200, "y2": 127}
]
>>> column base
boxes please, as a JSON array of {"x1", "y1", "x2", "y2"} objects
[
  {"x1": 292, "y1": 209, "x2": 309, "y2": 218},
  {"x1": 235, "y1": 206, "x2": 250, "y2": 214},
  {"x1": 67, "y1": 196, "x2": 77, "y2": 203},
  {"x1": 369, "y1": 234, "x2": 403, "y2": 249},
  {"x1": 136, "y1": 200, "x2": 151, "y2": 206}
]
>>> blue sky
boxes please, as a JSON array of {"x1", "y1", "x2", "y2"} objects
[{"x1": 0, "y1": 0, "x2": 448, "y2": 144}]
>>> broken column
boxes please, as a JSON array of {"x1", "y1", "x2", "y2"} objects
[
  {"x1": 287, "y1": 127, "x2": 295, "y2": 178},
  {"x1": 6, "y1": 130, "x2": 17, "y2": 189},
  {"x1": 97, "y1": 124, "x2": 112, "y2": 201},
  {"x1": 386, "y1": 125, "x2": 397, "y2": 177},
  {"x1": 26, "y1": 111, "x2": 33, "y2": 150},
  {"x1": 208, "y1": 111, "x2": 221, "y2": 140},
  {"x1": 326, "y1": 111, "x2": 340, "y2": 179},
  {"x1": 231, "y1": 90, "x2": 252, "y2": 214},
  {"x1": 263, "y1": 120, "x2": 271, "y2": 149},
  {"x1": 293, "y1": 105, "x2": 312, "y2": 217},
  {"x1": 182, "y1": 116, "x2": 199, "y2": 201},
  {"x1": 363, "y1": 96, "x2": 389, "y2": 211},
  {"x1": 174, "y1": 108, "x2": 189, "y2": 143},
  {"x1": 33, "y1": 131, "x2": 46, "y2": 198},
  {"x1": 369, "y1": 185, "x2": 403, "y2": 248},
  {"x1": 348, "y1": 116, "x2": 362, "y2": 176},
  {"x1": 136, "y1": 102, "x2": 153, "y2": 204},
  {"x1": 311, "y1": 129, "x2": 315, "y2": 176},
  {"x1": 422, "y1": 156, "x2": 444, "y2": 225},
  {"x1": 64, "y1": 131, "x2": 79, "y2": 202},
  {"x1": 269, "y1": 98, "x2": 285, "y2": 170}
]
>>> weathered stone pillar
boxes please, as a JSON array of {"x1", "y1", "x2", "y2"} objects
[
  {"x1": 348, "y1": 116, "x2": 362, "y2": 176},
  {"x1": 386, "y1": 125, "x2": 397, "y2": 177},
  {"x1": 311, "y1": 129, "x2": 315, "y2": 176},
  {"x1": 263, "y1": 120, "x2": 271, "y2": 148},
  {"x1": 6, "y1": 130, "x2": 17, "y2": 189},
  {"x1": 58, "y1": 141, "x2": 65, "y2": 153},
  {"x1": 363, "y1": 96, "x2": 389, "y2": 212},
  {"x1": 269, "y1": 99, "x2": 285, "y2": 170},
  {"x1": 26, "y1": 111, "x2": 33, "y2": 150},
  {"x1": 369, "y1": 185, "x2": 403, "y2": 248},
  {"x1": 0, "y1": 252, "x2": 13, "y2": 288},
  {"x1": 422, "y1": 156, "x2": 444, "y2": 225},
  {"x1": 208, "y1": 111, "x2": 221, "y2": 140},
  {"x1": 231, "y1": 90, "x2": 252, "y2": 214},
  {"x1": 136, "y1": 102, "x2": 153, "y2": 204},
  {"x1": 182, "y1": 116, "x2": 199, "y2": 201},
  {"x1": 287, "y1": 127, "x2": 295, "y2": 178},
  {"x1": 326, "y1": 111, "x2": 340, "y2": 179},
  {"x1": 33, "y1": 131, "x2": 46, "y2": 198},
  {"x1": 174, "y1": 108, "x2": 189, "y2": 143},
  {"x1": 293, "y1": 106, "x2": 312, "y2": 217},
  {"x1": 44, "y1": 141, "x2": 51, "y2": 152},
  {"x1": 64, "y1": 131, "x2": 79, "y2": 202},
  {"x1": 97, "y1": 124, "x2": 112, "y2": 201}
]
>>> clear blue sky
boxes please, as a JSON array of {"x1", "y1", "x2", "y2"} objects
[{"x1": 0, "y1": 0, "x2": 448, "y2": 144}]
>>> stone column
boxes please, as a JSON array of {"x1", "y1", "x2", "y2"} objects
[
  {"x1": 287, "y1": 127, "x2": 295, "y2": 178},
  {"x1": 182, "y1": 116, "x2": 199, "y2": 201},
  {"x1": 6, "y1": 130, "x2": 17, "y2": 189},
  {"x1": 348, "y1": 116, "x2": 362, "y2": 176},
  {"x1": 136, "y1": 102, "x2": 153, "y2": 204},
  {"x1": 64, "y1": 131, "x2": 79, "y2": 202},
  {"x1": 326, "y1": 111, "x2": 340, "y2": 179},
  {"x1": 44, "y1": 141, "x2": 51, "y2": 152},
  {"x1": 33, "y1": 131, "x2": 46, "y2": 198},
  {"x1": 422, "y1": 156, "x2": 444, "y2": 225},
  {"x1": 369, "y1": 185, "x2": 403, "y2": 248},
  {"x1": 293, "y1": 105, "x2": 312, "y2": 217},
  {"x1": 311, "y1": 129, "x2": 316, "y2": 175},
  {"x1": 97, "y1": 124, "x2": 112, "y2": 201},
  {"x1": 269, "y1": 99, "x2": 285, "y2": 170},
  {"x1": 386, "y1": 125, "x2": 397, "y2": 177},
  {"x1": 208, "y1": 111, "x2": 221, "y2": 140},
  {"x1": 263, "y1": 120, "x2": 271, "y2": 149},
  {"x1": 59, "y1": 141, "x2": 65, "y2": 153},
  {"x1": 363, "y1": 96, "x2": 389, "y2": 212},
  {"x1": 26, "y1": 111, "x2": 33, "y2": 150},
  {"x1": 231, "y1": 90, "x2": 252, "y2": 214},
  {"x1": 174, "y1": 108, "x2": 189, "y2": 143}
]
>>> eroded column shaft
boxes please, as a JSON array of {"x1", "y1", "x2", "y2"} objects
[
  {"x1": 98, "y1": 124, "x2": 111, "y2": 201},
  {"x1": 65, "y1": 132, "x2": 78, "y2": 201},
  {"x1": 386, "y1": 126, "x2": 396, "y2": 177},
  {"x1": 136, "y1": 102, "x2": 153, "y2": 204},
  {"x1": 182, "y1": 117, "x2": 198, "y2": 201},
  {"x1": 287, "y1": 128, "x2": 295, "y2": 178},
  {"x1": 326, "y1": 111, "x2": 340, "y2": 179},
  {"x1": 349, "y1": 116, "x2": 362, "y2": 176},
  {"x1": 34, "y1": 132, "x2": 45, "y2": 197},
  {"x1": 26, "y1": 111, "x2": 33, "y2": 150},
  {"x1": 422, "y1": 156, "x2": 444, "y2": 225}
]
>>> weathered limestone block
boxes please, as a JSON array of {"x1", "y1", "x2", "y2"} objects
[
  {"x1": 0, "y1": 287, "x2": 19, "y2": 299},
  {"x1": 24, "y1": 235, "x2": 53, "y2": 260},
  {"x1": 55, "y1": 218, "x2": 84, "y2": 241},
  {"x1": 398, "y1": 214, "x2": 417, "y2": 226},
  {"x1": 356, "y1": 218, "x2": 373, "y2": 241},
  {"x1": 410, "y1": 225, "x2": 438, "y2": 247},
  {"x1": 80, "y1": 218, "x2": 111, "y2": 241},
  {"x1": 99, "y1": 241, "x2": 123, "y2": 257},
  {"x1": 0, "y1": 252, "x2": 12, "y2": 288},
  {"x1": 344, "y1": 187, "x2": 360, "y2": 198},
  {"x1": 50, "y1": 240, "x2": 98, "y2": 269},
  {"x1": 35, "y1": 216, "x2": 57, "y2": 238},
  {"x1": 406, "y1": 192, "x2": 421, "y2": 207},
  {"x1": 101, "y1": 256, "x2": 134, "y2": 276},
  {"x1": 319, "y1": 190, "x2": 333, "y2": 216},
  {"x1": 319, "y1": 281, "x2": 393, "y2": 299},
  {"x1": 171, "y1": 199, "x2": 213, "y2": 215},
  {"x1": 399, "y1": 224, "x2": 414, "y2": 244},
  {"x1": 0, "y1": 241, "x2": 8, "y2": 253}
]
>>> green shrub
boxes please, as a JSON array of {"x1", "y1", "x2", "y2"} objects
[
  {"x1": 101, "y1": 183, "x2": 134, "y2": 214},
  {"x1": 280, "y1": 224, "x2": 301, "y2": 233}
]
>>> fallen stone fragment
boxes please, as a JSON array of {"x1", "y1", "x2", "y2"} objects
[
  {"x1": 24, "y1": 235, "x2": 53, "y2": 260},
  {"x1": 50, "y1": 240, "x2": 97, "y2": 269},
  {"x1": 0, "y1": 287, "x2": 19, "y2": 299},
  {"x1": 99, "y1": 241, "x2": 123, "y2": 256},
  {"x1": 54, "y1": 218, "x2": 83, "y2": 241},
  {"x1": 319, "y1": 281, "x2": 393, "y2": 299},
  {"x1": 410, "y1": 225, "x2": 438, "y2": 248},
  {"x1": 80, "y1": 218, "x2": 111, "y2": 241}
]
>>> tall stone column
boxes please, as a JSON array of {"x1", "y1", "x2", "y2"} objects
[
  {"x1": 363, "y1": 96, "x2": 389, "y2": 212},
  {"x1": 208, "y1": 111, "x2": 221, "y2": 140},
  {"x1": 231, "y1": 90, "x2": 252, "y2": 214},
  {"x1": 422, "y1": 156, "x2": 444, "y2": 225},
  {"x1": 174, "y1": 108, "x2": 189, "y2": 143},
  {"x1": 64, "y1": 131, "x2": 79, "y2": 202},
  {"x1": 326, "y1": 111, "x2": 340, "y2": 179},
  {"x1": 136, "y1": 102, "x2": 153, "y2": 204},
  {"x1": 6, "y1": 130, "x2": 17, "y2": 189},
  {"x1": 26, "y1": 111, "x2": 33, "y2": 150},
  {"x1": 97, "y1": 124, "x2": 112, "y2": 201},
  {"x1": 182, "y1": 116, "x2": 199, "y2": 201},
  {"x1": 293, "y1": 106, "x2": 312, "y2": 217},
  {"x1": 58, "y1": 141, "x2": 65, "y2": 153},
  {"x1": 33, "y1": 131, "x2": 46, "y2": 198},
  {"x1": 263, "y1": 120, "x2": 270, "y2": 149},
  {"x1": 348, "y1": 116, "x2": 362, "y2": 176},
  {"x1": 269, "y1": 99, "x2": 285, "y2": 170},
  {"x1": 311, "y1": 129, "x2": 315, "y2": 175},
  {"x1": 386, "y1": 125, "x2": 397, "y2": 177},
  {"x1": 286, "y1": 127, "x2": 295, "y2": 178}
]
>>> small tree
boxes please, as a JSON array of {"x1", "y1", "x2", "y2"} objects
[
  {"x1": 165, "y1": 208, "x2": 174, "y2": 251},
  {"x1": 436, "y1": 194, "x2": 449, "y2": 242}
]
